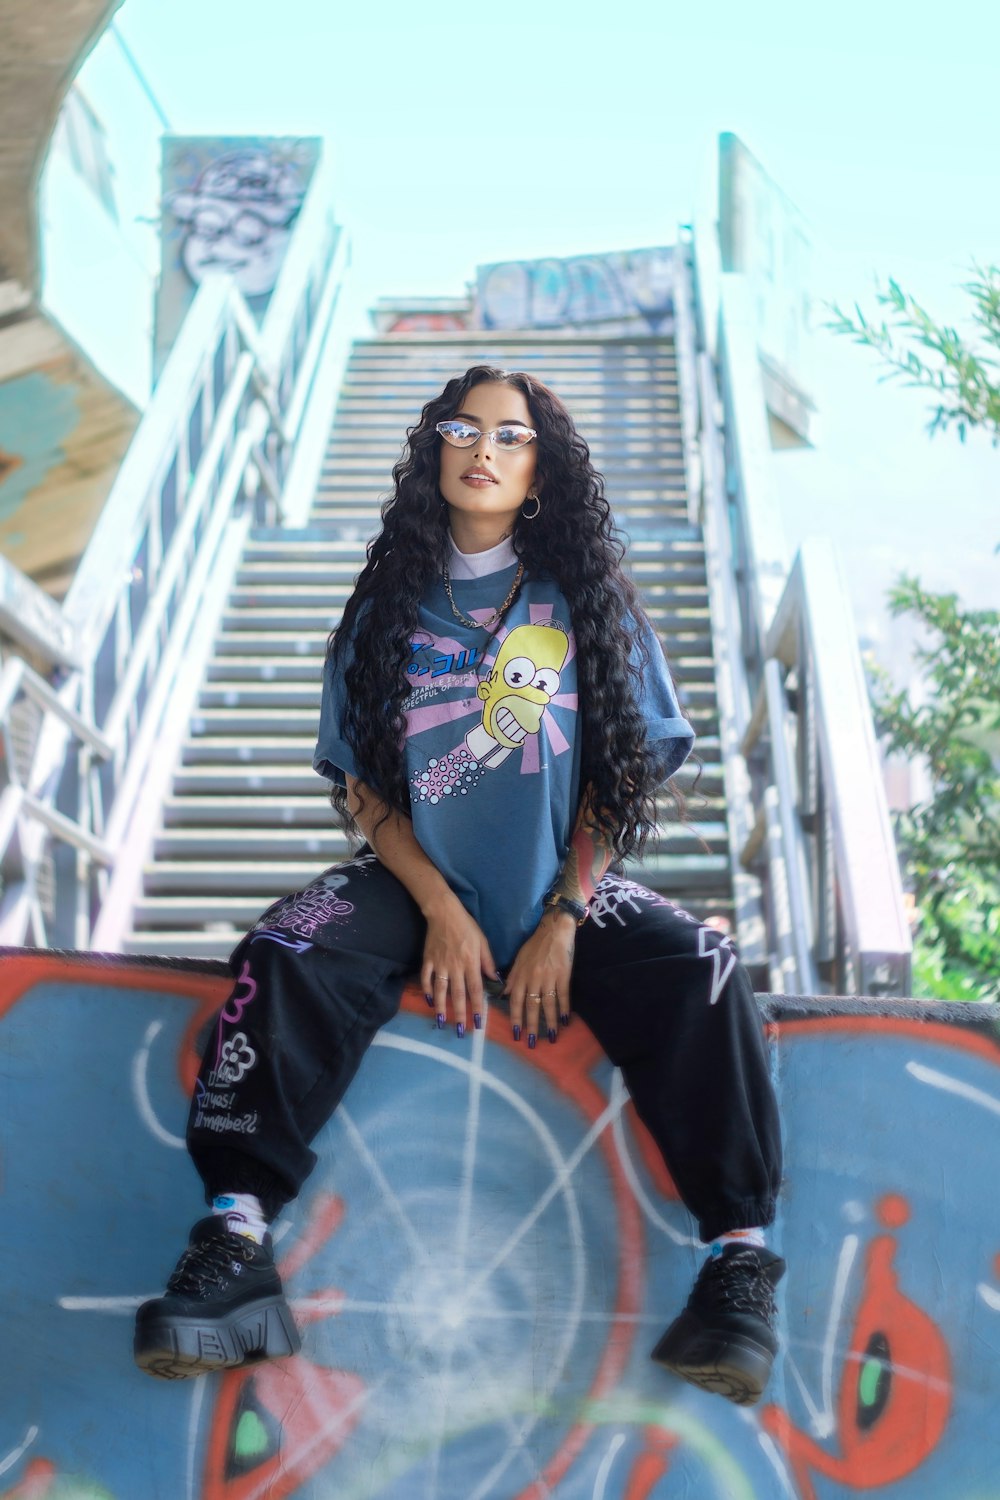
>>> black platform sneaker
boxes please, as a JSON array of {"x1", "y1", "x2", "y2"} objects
[
  {"x1": 651, "y1": 1244, "x2": 785, "y2": 1405},
  {"x1": 134, "y1": 1216, "x2": 301, "y2": 1380}
]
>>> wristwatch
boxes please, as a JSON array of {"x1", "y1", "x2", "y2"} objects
[{"x1": 543, "y1": 890, "x2": 589, "y2": 926}]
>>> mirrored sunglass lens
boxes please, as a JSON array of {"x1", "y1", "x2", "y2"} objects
[
  {"x1": 495, "y1": 427, "x2": 531, "y2": 447},
  {"x1": 439, "y1": 422, "x2": 477, "y2": 446}
]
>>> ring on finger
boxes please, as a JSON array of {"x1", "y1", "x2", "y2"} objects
[
  {"x1": 526, "y1": 991, "x2": 542, "y2": 1001},
  {"x1": 543, "y1": 989, "x2": 557, "y2": 997}
]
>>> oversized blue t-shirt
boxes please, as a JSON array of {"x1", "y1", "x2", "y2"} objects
[{"x1": 313, "y1": 563, "x2": 695, "y2": 969}]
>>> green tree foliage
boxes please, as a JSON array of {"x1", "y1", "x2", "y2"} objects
[
  {"x1": 823, "y1": 266, "x2": 1000, "y2": 1000},
  {"x1": 868, "y1": 581, "x2": 1000, "y2": 1000},
  {"x1": 824, "y1": 262, "x2": 1000, "y2": 445}
]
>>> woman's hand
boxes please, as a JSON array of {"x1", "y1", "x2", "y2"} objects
[
  {"x1": 504, "y1": 908, "x2": 577, "y2": 1048},
  {"x1": 421, "y1": 893, "x2": 498, "y2": 1037}
]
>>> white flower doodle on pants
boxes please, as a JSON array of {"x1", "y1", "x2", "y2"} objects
[{"x1": 209, "y1": 1031, "x2": 257, "y2": 1086}]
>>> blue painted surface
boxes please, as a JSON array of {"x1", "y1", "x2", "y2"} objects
[
  {"x1": 0, "y1": 371, "x2": 81, "y2": 533},
  {"x1": 1, "y1": 958, "x2": 999, "y2": 1499}
]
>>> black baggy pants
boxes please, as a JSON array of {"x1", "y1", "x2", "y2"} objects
[{"x1": 187, "y1": 852, "x2": 782, "y2": 1244}]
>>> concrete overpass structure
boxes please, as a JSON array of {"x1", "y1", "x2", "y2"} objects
[{"x1": 0, "y1": 1, "x2": 138, "y2": 598}]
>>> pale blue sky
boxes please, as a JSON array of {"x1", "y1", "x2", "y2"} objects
[{"x1": 77, "y1": 0, "x2": 1000, "y2": 670}]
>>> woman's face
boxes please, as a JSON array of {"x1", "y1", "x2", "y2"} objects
[{"x1": 437, "y1": 381, "x2": 539, "y2": 538}]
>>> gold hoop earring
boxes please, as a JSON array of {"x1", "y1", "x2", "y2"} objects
[{"x1": 521, "y1": 494, "x2": 541, "y2": 520}]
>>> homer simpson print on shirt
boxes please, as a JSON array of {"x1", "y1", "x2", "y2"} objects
[{"x1": 411, "y1": 619, "x2": 571, "y2": 804}]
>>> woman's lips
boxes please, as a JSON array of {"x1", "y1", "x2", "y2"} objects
[{"x1": 460, "y1": 475, "x2": 499, "y2": 489}]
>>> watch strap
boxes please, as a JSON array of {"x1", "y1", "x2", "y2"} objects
[{"x1": 543, "y1": 890, "x2": 589, "y2": 926}]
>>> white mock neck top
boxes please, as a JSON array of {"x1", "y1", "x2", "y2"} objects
[{"x1": 447, "y1": 532, "x2": 518, "y2": 580}]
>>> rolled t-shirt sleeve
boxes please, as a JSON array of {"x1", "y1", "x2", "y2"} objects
[
  {"x1": 632, "y1": 612, "x2": 695, "y2": 783},
  {"x1": 312, "y1": 646, "x2": 360, "y2": 788}
]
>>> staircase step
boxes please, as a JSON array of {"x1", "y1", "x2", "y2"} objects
[
  {"x1": 173, "y1": 746, "x2": 717, "y2": 783},
  {"x1": 332, "y1": 395, "x2": 682, "y2": 413},
  {"x1": 625, "y1": 852, "x2": 731, "y2": 892},
  {"x1": 220, "y1": 605, "x2": 709, "y2": 634},
  {"x1": 189, "y1": 707, "x2": 323, "y2": 736},
  {"x1": 153, "y1": 829, "x2": 346, "y2": 860},
  {"x1": 126, "y1": 886, "x2": 736, "y2": 959},
  {"x1": 122, "y1": 932, "x2": 249, "y2": 958},
  {"x1": 132, "y1": 896, "x2": 278, "y2": 928},
  {"x1": 192, "y1": 688, "x2": 718, "y2": 739},
  {"x1": 151, "y1": 818, "x2": 726, "y2": 860},
  {"x1": 206, "y1": 657, "x2": 327, "y2": 682},
  {"x1": 142, "y1": 860, "x2": 340, "y2": 894},
  {"x1": 176, "y1": 765, "x2": 333, "y2": 793},
  {"x1": 170, "y1": 763, "x2": 727, "y2": 806},
  {"x1": 232, "y1": 559, "x2": 709, "y2": 589},
  {"x1": 181, "y1": 735, "x2": 318, "y2": 764},
  {"x1": 648, "y1": 820, "x2": 729, "y2": 854},
  {"x1": 225, "y1": 583, "x2": 708, "y2": 612},
  {"x1": 163, "y1": 795, "x2": 334, "y2": 827},
  {"x1": 131, "y1": 885, "x2": 734, "y2": 936},
  {"x1": 214, "y1": 632, "x2": 329, "y2": 656},
  {"x1": 209, "y1": 625, "x2": 715, "y2": 663},
  {"x1": 318, "y1": 456, "x2": 686, "y2": 478},
  {"x1": 207, "y1": 629, "x2": 718, "y2": 670}
]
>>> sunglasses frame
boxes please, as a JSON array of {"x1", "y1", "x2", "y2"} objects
[{"x1": 435, "y1": 420, "x2": 537, "y2": 450}]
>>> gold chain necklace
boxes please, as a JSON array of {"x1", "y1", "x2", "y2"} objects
[{"x1": 442, "y1": 557, "x2": 525, "y2": 631}]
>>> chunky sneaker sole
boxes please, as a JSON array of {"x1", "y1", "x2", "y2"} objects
[
  {"x1": 133, "y1": 1215, "x2": 301, "y2": 1380},
  {"x1": 651, "y1": 1316, "x2": 775, "y2": 1405},
  {"x1": 135, "y1": 1293, "x2": 301, "y2": 1380},
  {"x1": 651, "y1": 1244, "x2": 785, "y2": 1406}
]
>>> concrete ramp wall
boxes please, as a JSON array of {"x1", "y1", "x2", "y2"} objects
[{"x1": 2, "y1": 949, "x2": 998, "y2": 1499}]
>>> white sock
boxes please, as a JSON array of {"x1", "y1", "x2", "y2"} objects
[
  {"x1": 212, "y1": 1192, "x2": 268, "y2": 1244},
  {"x1": 708, "y1": 1226, "x2": 766, "y2": 1258}
]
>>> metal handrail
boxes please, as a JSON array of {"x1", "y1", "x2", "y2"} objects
[
  {"x1": 0, "y1": 154, "x2": 347, "y2": 949},
  {"x1": 745, "y1": 543, "x2": 912, "y2": 994},
  {"x1": 672, "y1": 237, "x2": 768, "y2": 975},
  {"x1": 677, "y1": 222, "x2": 912, "y2": 995}
]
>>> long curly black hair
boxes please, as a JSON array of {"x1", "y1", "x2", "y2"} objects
[{"x1": 327, "y1": 364, "x2": 686, "y2": 857}]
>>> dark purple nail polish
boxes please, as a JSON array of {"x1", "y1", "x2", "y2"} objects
[
  {"x1": 456, "y1": 1022, "x2": 465, "y2": 1039},
  {"x1": 425, "y1": 994, "x2": 434, "y2": 1006},
  {"x1": 436, "y1": 1013, "x2": 445, "y2": 1029},
  {"x1": 560, "y1": 1012, "x2": 570, "y2": 1027},
  {"x1": 473, "y1": 1013, "x2": 483, "y2": 1029},
  {"x1": 512, "y1": 1025, "x2": 521, "y2": 1041},
  {"x1": 547, "y1": 1028, "x2": 557, "y2": 1044},
  {"x1": 528, "y1": 1033, "x2": 536, "y2": 1049}
]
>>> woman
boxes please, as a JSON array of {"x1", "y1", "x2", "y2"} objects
[{"x1": 134, "y1": 365, "x2": 784, "y2": 1406}]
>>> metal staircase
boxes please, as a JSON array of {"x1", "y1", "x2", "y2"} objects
[{"x1": 124, "y1": 334, "x2": 733, "y2": 957}]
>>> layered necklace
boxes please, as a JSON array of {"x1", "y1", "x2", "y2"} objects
[{"x1": 442, "y1": 556, "x2": 525, "y2": 631}]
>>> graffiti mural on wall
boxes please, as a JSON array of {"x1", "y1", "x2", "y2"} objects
[
  {"x1": 154, "y1": 137, "x2": 321, "y2": 376},
  {"x1": 385, "y1": 313, "x2": 469, "y2": 334},
  {"x1": 475, "y1": 247, "x2": 676, "y2": 333},
  {"x1": 1, "y1": 950, "x2": 999, "y2": 1498}
]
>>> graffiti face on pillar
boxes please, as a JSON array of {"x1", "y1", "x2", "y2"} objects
[
  {"x1": 168, "y1": 150, "x2": 306, "y2": 298},
  {"x1": 155, "y1": 137, "x2": 321, "y2": 375}
]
